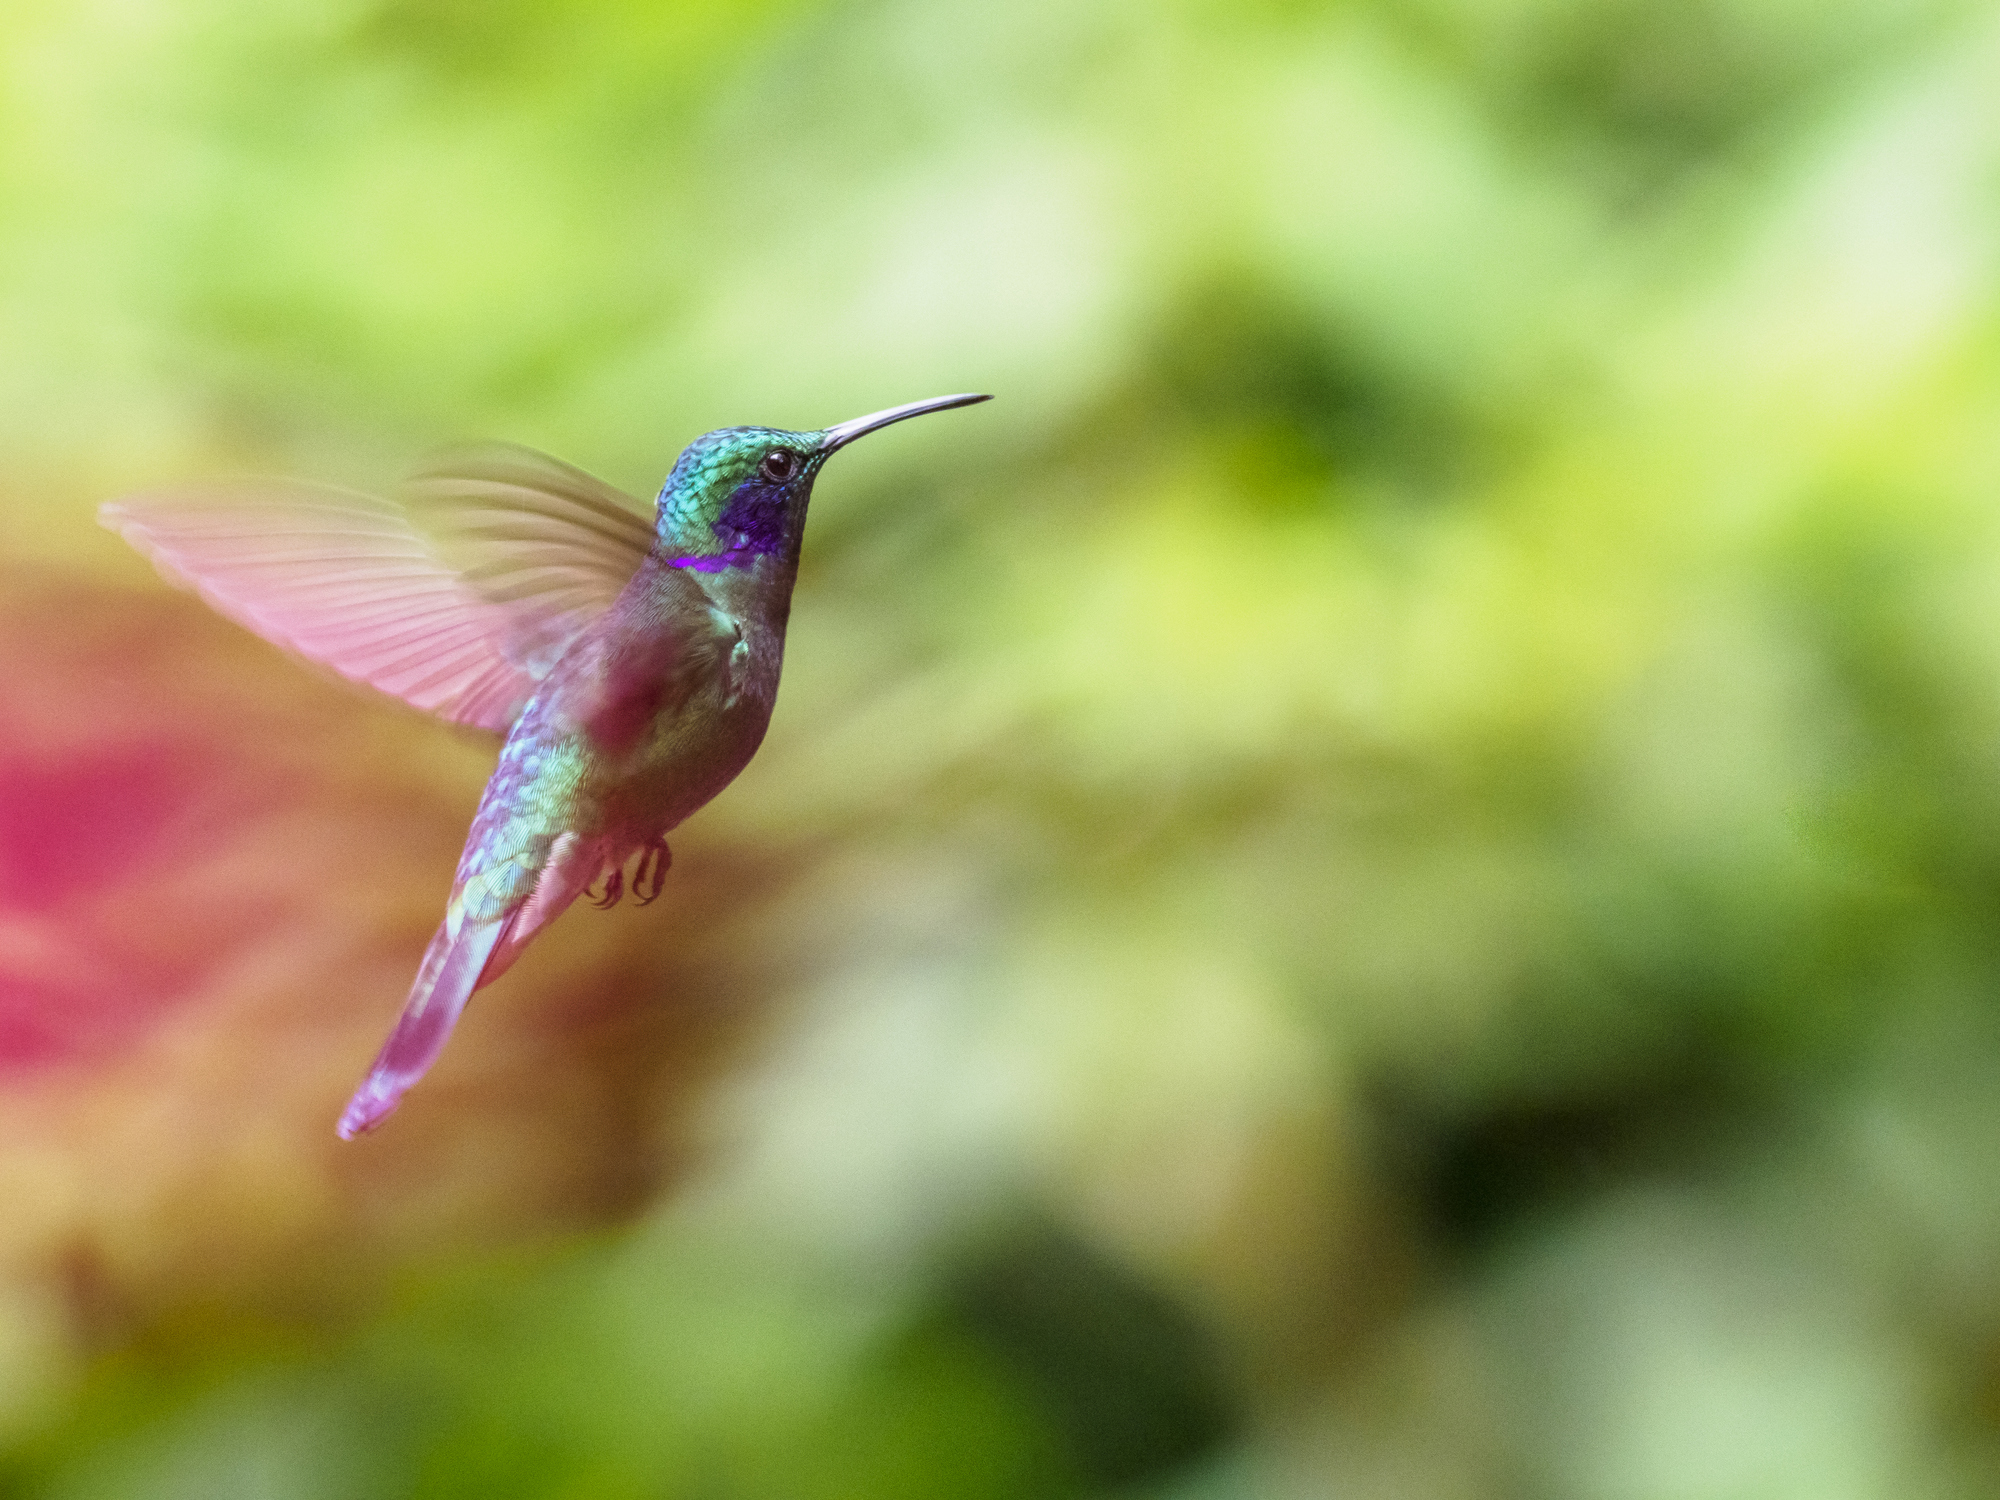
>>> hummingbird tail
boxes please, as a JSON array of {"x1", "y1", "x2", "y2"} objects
[
  {"x1": 336, "y1": 916, "x2": 507, "y2": 1139},
  {"x1": 335, "y1": 832, "x2": 648, "y2": 1138},
  {"x1": 473, "y1": 831, "x2": 603, "y2": 990}
]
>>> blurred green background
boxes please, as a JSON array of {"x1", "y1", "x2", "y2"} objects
[{"x1": 6, "y1": 0, "x2": 2000, "y2": 1495}]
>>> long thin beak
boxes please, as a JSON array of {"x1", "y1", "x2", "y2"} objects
[{"x1": 820, "y1": 393, "x2": 992, "y2": 453}]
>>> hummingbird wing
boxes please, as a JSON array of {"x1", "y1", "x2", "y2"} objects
[
  {"x1": 103, "y1": 481, "x2": 546, "y2": 731},
  {"x1": 102, "y1": 450, "x2": 653, "y2": 731},
  {"x1": 400, "y1": 443, "x2": 656, "y2": 677}
]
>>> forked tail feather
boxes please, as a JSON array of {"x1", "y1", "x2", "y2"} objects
[
  {"x1": 336, "y1": 832, "x2": 606, "y2": 1137},
  {"x1": 336, "y1": 916, "x2": 506, "y2": 1139}
]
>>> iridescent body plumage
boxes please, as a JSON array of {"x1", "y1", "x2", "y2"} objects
[{"x1": 101, "y1": 394, "x2": 990, "y2": 1136}]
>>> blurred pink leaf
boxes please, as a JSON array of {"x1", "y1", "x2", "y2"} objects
[{"x1": 0, "y1": 566, "x2": 769, "y2": 1326}]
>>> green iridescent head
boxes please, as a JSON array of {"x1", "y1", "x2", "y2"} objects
[{"x1": 655, "y1": 394, "x2": 991, "y2": 570}]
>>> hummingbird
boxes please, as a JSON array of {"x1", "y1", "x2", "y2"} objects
[{"x1": 101, "y1": 392, "x2": 991, "y2": 1138}]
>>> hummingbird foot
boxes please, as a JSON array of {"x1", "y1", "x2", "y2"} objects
[
  {"x1": 632, "y1": 837, "x2": 672, "y2": 905},
  {"x1": 588, "y1": 865, "x2": 624, "y2": 909}
]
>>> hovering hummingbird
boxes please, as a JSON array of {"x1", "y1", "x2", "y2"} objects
[{"x1": 102, "y1": 392, "x2": 991, "y2": 1138}]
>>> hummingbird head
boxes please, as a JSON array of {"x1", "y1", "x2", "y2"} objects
[{"x1": 656, "y1": 393, "x2": 990, "y2": 571}]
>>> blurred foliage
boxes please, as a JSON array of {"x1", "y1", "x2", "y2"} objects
[{"x1": 6, "y1": 0, "x2": 2000, "y2": 1496}]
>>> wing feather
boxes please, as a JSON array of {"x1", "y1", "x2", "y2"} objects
[
  {"x1": 403, "y1": 443, "x2": 655, "y2": 676},
  {"x1": 101, "y1": 445, "x2": 657, "y2": 731},
  {"x1": 103, "y1": 481, "x2": 536, "y2": 730}
]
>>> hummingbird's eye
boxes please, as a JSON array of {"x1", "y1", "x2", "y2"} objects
[{"x1": 759, "y1": 449, "x2": 799, "y2": 482}]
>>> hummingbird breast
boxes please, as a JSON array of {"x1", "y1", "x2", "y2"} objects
[
  {"x1": 552, "y1": 555, "x2": 785, "y2": 844},
  {"x1": 449, "y1": 552, "x2": 790, "y2": 935}
]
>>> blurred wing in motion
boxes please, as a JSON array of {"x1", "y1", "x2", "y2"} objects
[
  {"x1": 102, "y1": 451, "x2": 653, "y2": 731},
  {"x1": 103, "y1": 481, "x2": 541, "y2": 731},
  {"x1": 403, "y1": 443, "x2": 656, "y2": 677}
]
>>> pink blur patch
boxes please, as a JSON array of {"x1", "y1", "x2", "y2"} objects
[
  {"x1": 0, "y1": 746, "x2": 210, "y2": 910},
  {"x1": 0, "y1": 572, "x2": 321, "y2": 1072},
  {"x1": 0, "y1": 974, "x2": 158, "y2": 1069},
  {"x1": 0, "y1": 564, "x2": 748, "y2": 1311}
]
